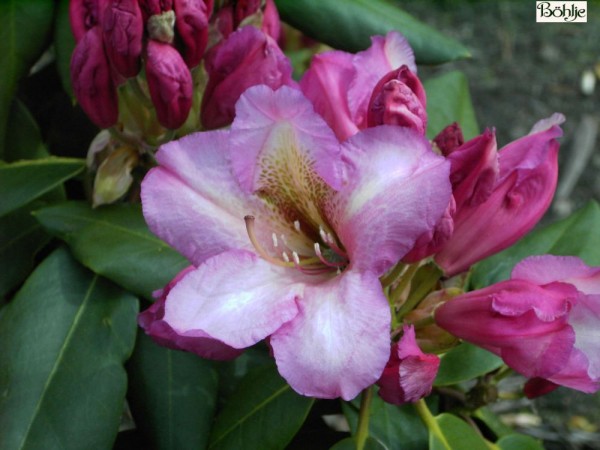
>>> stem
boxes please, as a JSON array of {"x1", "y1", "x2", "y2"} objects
[
  {"x1": 380, "y1": 262, "x2": 406, "y2": 288},
  {"x1": 414, "y1": 399, "x2": 451, "y2": 450},
  {"x1": 389, "y1": 263, "x2": 420, "y2": 306},
  {"x1": 355, "y1": 386, "x2": 373, "y2": 450}
]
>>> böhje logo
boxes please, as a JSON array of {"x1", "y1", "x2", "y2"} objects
[{"x1": 536, "y1": 1, "x2": 587, "y2": 22}]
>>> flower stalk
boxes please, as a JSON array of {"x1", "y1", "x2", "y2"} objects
[{"x1": 355, "y1": 386, "x2": 374, "y2": 450}]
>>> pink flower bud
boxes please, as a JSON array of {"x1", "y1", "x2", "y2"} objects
[
  {"x1": 436, "y1": 255, "x2": 600, "y2": 395},
  {"x1": 70, "y1": 0, "x2": 108, "y2": 42},
  {"x1": 200, "y1": 26, "x2": 292, "y2": 129},
  {"x1": 139, "y1": 266, "x2": 243, "y2": 360},
  {"x1": 71, "y1": 27, "x2": 119, "y2": 128},
  {"x1": 435, "y1": 114, "x2": 564, "y2": 276},
  {"x1": 173, "y1": 0, "x2": 212, "y2": 68},
  {"x1": 212, "y1": 5, "x2": 234, "y2": 39},
  {"x1": 234, "y1": 0, "x2": 261, "y2": 26},
  {"x1": 102, "y1": 0, "x2": 143, "y2": 78},
  {"x1": 433, "y1": 122, "x2": 464, "y2": 154},
  {"x1": 377, "y1": 326, "x2": 440, "y2": 405},
  {"x1": 262, "y1": 0, "x2": 281, "y2": 41},
  {"x1": 145, "y1": 40, "x2": 193, "y2": 129},
  {"x1": 139, "y1": 0, "x2": 174, "y2": 20},
  {"x1": 367, "y1": 66, "x2": 427, "y2": 134}
]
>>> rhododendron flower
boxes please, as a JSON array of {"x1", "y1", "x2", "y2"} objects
[
  {"x1": 435, "y1": 255, "x2": 600, "y2": 396},
  {"x1": 300, "y1": 31, "x2": 417, "y2": 141},
  {"x1": 377, "y1": 326, "x2": 440, "y2": 405},
  {"x1": 434, "y1": 114, "x2": 563, "y2": 276},
  {"x1": 140, "y1": 85, "x2": 451, "y2": 399}
]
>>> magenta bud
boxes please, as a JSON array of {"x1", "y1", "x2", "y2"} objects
[
  {"x1": 377, "y1": 326, "x2": 440, "y2": 405},
  {"x1": 433, "y1": 122, "x2": 464, "y2": 154},
  {"x1": 71, "y1": 27, "x2": 119, "y2": 128},
  {"x1": 261, "y1": 0, "x2": 281, "y2": 41},
  {"x1": 70, "y1": 0, "x2": 107, "y2": 42},
  {"x1": 102, "y1": 0, "x2": 143, "y2": 78},
  {"x1": 201, "y1": 26, "x2": 293, "y2": 129},
  {"x1": 139, "y1": 0, "x2": 174, "y2": 20},
  {"x1": 145, "y1": 40, "x2": 193, "y2": 129},
  {"x1": 212, "y1": 5, "x2": 234, "y2": 39},
  {"x1": 234, "y1": 0, "x2": 261, "y2": 26},
  {"x1": 173, "y1": 0, "x2": 211, "y2": 68},
  {"x1": 367, "y1": 66, "x2": 427, "y2": 134}
]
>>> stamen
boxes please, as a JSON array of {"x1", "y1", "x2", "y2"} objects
[
  {"x1": 292, "y1": 251, "x2": 301, "y2": 266},
  {"x1": 294, "y1": 220, "x2": 301, "y2": 232},
  {"x1": 244, "y1": 216, "x2": 292, "y2": 268},
  {"x1": 282, "y1": 251, "x2": 290, "y2": 262},
  {"x1": 314, "y1": 243, "x2": 345, "y2": 268},
  {"x1": 271, "y1": 233, "x2": 278, "y2": 248}
]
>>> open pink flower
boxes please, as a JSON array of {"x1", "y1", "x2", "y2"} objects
[
  {"x1": 436, "y1": 255, "x2": 600, "y2": 396},
  {"x1": 377, "y1": 326, "x2": 440, "y2": 404},
  {"x1": 140, "y1": 85, "x2": 451, "y2": 399}
]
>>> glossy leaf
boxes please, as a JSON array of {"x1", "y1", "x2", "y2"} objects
[
  {"x1": 431, "y1": 413, "x2": 489, "y2": 450},
  {"x1": 208, "y1": 364, "x2": 314, "y2": 450},
  {"x1": 0, "y1": 203, "x2": 50, "y2": 298},
  {"x1": 0, "y1": 0, "x2": 55, "y2": 157},
  {"x1": 424, "y1": 70, "x2": 479, "y2": 141},
  {"x1": 473, "y1": 407, "x2": 513, "y2": 439},
  {"x1": 497, "y1": 434, "x2": 544, "y2": 450},
  {"x1": 435, "y1": 343, "x2": 503, "y2": 386},
  {"x1": 471, "y1": 201, "x2": 600, "y2": 289},
  {"x1": 54, "y1": 0, "x2": 75, "y2": 97},
  {"x1": 5, "y1": 99, "x2": 49, "y2": 162},
  {"x1": 0, "y1": 247, "x2": 139, "y2": 450},
  {"x1": 0, "y1": 158, "x2": 85, "y2": 217},
  {"x1": 34, "y1": 201, "x2": 188, "y2": 300},
  {"x1": 127, "y1": 330, "x2": 219, "y2": 450},
  {"x1": 342, "y1": 392, "x2": 428, "y2": 450},
  {"x1": 275, "y1": 0, "x2": 470, "y2": 65},
  {"x1": 330, "y1": 437, "x2": 388, "y2": 450}
]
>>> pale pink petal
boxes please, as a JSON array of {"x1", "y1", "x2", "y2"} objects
[
  {"x1": 348, "y1": 32, "x2": 416, "y2": 128},
  {"x1": 230, "y1": 85, "x2": 345, "y2": 192},
  {"x1": 270, "y1": 270, "x2": 391, "y2": 400},
  {"x1": 333, "y1": 126, "x2": 451, "y2": 275},
  {"x1": 164, "y1": 249, "x2": 302, "y2": 348},
  {"x1": 141, "y1": 130, "x2": 256, "y2": 265},
  {"x1": 545, "y1": 347, "x2": 600, "y2": 393},
  {"x1": 300, "y1": 50, "x2": 358, "y2": 141},
  {"x1": 568, "y1": 294, "x2": 600, "y2": 381},
  {"x1": 528, "y1": 112, "x2": 566, "y2": 135},
  {"x1": 512, "y1": 255, "x2": 600, "y2": 294}
]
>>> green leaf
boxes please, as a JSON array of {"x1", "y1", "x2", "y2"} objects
[
  {"x1": 471, "y1": 201, "x2": 600, "y2": 289},
  {"x1": 497, "y1": 434, "x2": 545, "y2": 450},
  {"x1": 435, "y1": 343, "x2": 503, "y2": 386},
  {"x1": 0, "y1": 203, "x2": 51, "y2": 298},
  {"x1": 127, "y1": 330, "x2": 219, "y2": 450},
  {"x1": 0, "y1": 158, "x2": 85, "y2": 217},
  {"x1": 424, "y1": 70, "x2": 479, "y2": 141},
  {"x1": 208, "y1": 364, "x2": 314, "y2": 450},
  {"x1": 342, "y1": 392, "x2": 428, "y2": 450},
  {"x1": 54, "y1": 0, "x2": 75, "y2": 97},
  {"x1": 275, "y1": 0, "x2": 470, "y2": 65},
  {"x1": 0, "y1": 247, "x2": 139, "y2": 450},
  {"x1": 431, "y1": 413, "x2": 489, "y2": 450},
  {"x1": 34, "y1": 201, "x2": 188, "y2": 300},
  {"x1": 473, "y1": 407, "x2": 513, "y2": 439},
  {"x1": 5, "y1": 99, "x2": 49, "y2": 162},
  {"x1": 330, "y1": 437, "x2": 388, "y2": 450},
  {"x1": 0, "y1": 0, "x2": 55, "y2": 157}
]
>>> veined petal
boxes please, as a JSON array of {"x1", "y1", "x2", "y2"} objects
[
  {"x1": 141, "y1": 130, "x2": 256, "y2": 265},
  {"x1": 270, "y1": 270, "x2": 391, "y2": 400},
  {"x1": 300, "y1": 50, "x2": 358, "y2": 141},
  {"x1": 568, "y1": 294, "x2": 600, "y2": 381},
  {"x1": 348, "y1": 32, "x2": 416, "y2": 128},
  {"x1": 333, "y1": 126, "x2": 451, "y2": 275},
  {"x1": 164, "y1": 250, "x2": 302, "y2": 348}
]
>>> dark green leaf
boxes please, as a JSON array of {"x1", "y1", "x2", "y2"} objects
[
  {"x1": 54, "y1": 0, "x2": 75, "y2": 97},
  {"x1": 424, "y1": 70, "x2": 479, "y2": 141},
  {"x1": 0, "y1": 158, "x2": 85, "y2": 217},
  {"x1": 0, "y1": 0, "x2": 55, "y2": 157},
  {"x1": 431, "y1": 413, "x2": 489, "y2": 450},
  {"x1": 471, "y1": 201, "x2": 600, "y2": 289},
  {"x1": 5, "y1": 99, "x2": 49, "y2": 162},
  {"x1": 342, "y1": 393, "x2": 428, "y2": 450},
  {"x1": 497, "y1": 434, "x2": 544, "y2": 450},
  {"x1": 275, "y1": 0, "x2": 470, "y2": 65},
  {"x1": 208, "y1": 364, "x2": 314, "y2": 450},
  {"x1": 34, "y1": 201, "x2": 188, "y2": 300},
  {"x1": 127, "y1": 330, "x2": 219, "y2": 450},
  {"x1": 0, "y1": 247, "x2": 139, "y2": 450},
  {"x1": 473, "y1": 407, "x2": 513, "y2": 439},
  {"x1": 330, "y1": 437, "x2": 388, "y2": 450},
  {"x1": 0, "y1": 204, "x2": 50, "y2": 298},
  {"x1": 435, "y1": 343, "x2": 503, "y2": 386}
]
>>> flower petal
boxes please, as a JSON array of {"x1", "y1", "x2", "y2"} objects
[
  {"x1": 163, "y1": 249, "x2": 302, "y2": 348},
  {"x1": 270, "y1": 270, "x2": 391, "y2": 400},
  {"x1": 333, "y1": 126, "x2": 451, "y2": 275},
  {"x1": 141, "y1": 130, "x2": 256, "y2": 265},
  {"x1": 569, "y1": 294, "x2": 600, "y2": 381}
]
